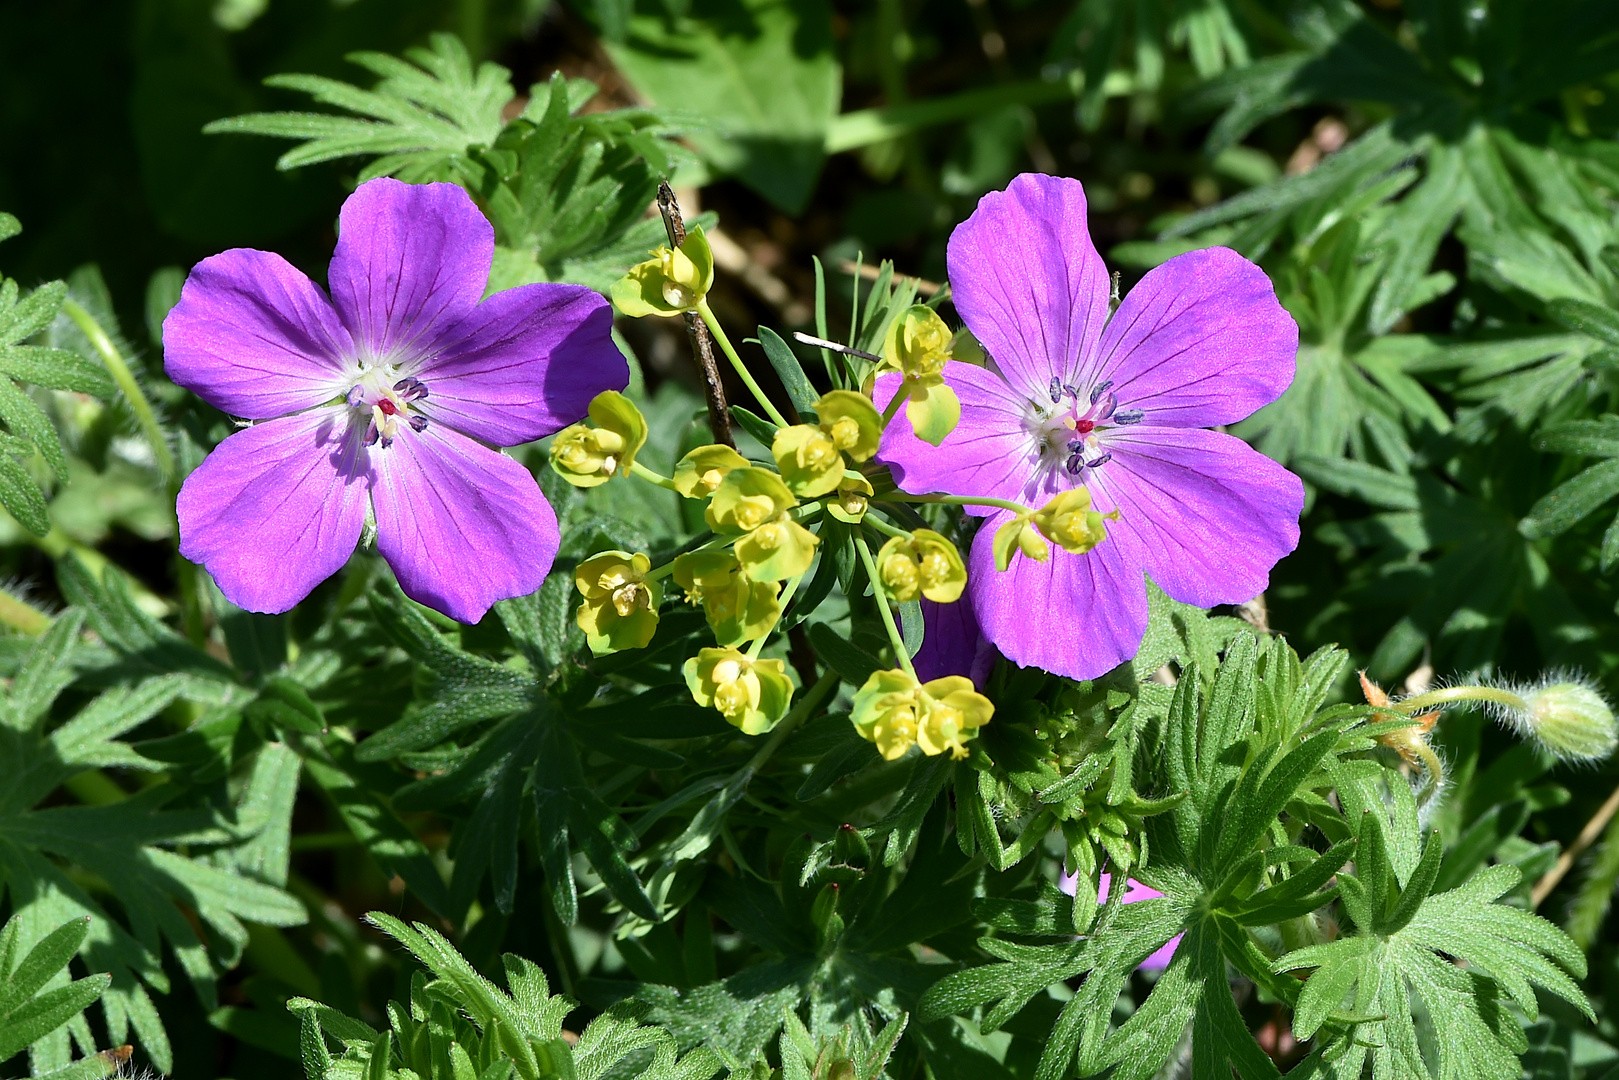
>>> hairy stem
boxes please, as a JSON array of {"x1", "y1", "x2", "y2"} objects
[{"x1": 62, "y1": 300, "x2": 176, "y2": 484}]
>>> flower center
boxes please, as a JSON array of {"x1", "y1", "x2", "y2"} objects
[
  {"x1": 1030, "y1": 378, "x2": 1146, "y2": 479},
  {"x1": 347, "y1": 368, "x2": 429, "y2": 450}
]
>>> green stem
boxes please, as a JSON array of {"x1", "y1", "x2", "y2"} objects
[
  {"x1": 696, "y1": 299, "x2": 791, "y2": 429},
  {"x1": 62, "y1": 300, "x2": 175, "y2": 484},
  {"x1": 881, "y1": 383, "x2": 909, "y2": 425},
  {"x1": 747, "y1": 668, "x2": 839, "y2": 771},
  {"x1": 630, "y1": 460, "x2": 679, "y2": 491},
  {"x1": 863, "y1": 514, "x2": 911, "y2": 541},
  {"x1": 889, "y1": 491, "x2": 1031, "y2": 516},
  {"x1": 647, "y1": 533, "x2": 735, "y2": 582},
  {"x1": 749, "y1": 572, "x2": 804, "y2": 659},
  {"x1": 0, "y1": 587, "x2": 50, "y2": 635},
  {"x1": 1395, "y1": 685, "x2": 1525, "y2": 715},
  {"x1": 853, "y1": 532, "x2": 916, "y2": 679}
]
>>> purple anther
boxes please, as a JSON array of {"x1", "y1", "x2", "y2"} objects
[
  {"x1": 346, "y1": 385, "x2": 366, "y2": 408},
  {"x1": 393, "y1": 376, "x2": 429, "y2": 401},
  {"x1": 409, "y1": 414, "x2": 429, "y2": 433},
  {"x1": 1084, "y1": 452, "x2": 1113, "y2": 469},
  {"x1": 1094, "y1": 392, "x2": 1118, "y2": 420},
  {"x1": 1066, "y1": 452, "x2": 1083, "y2": 474},
  {"x1": 1063, "y1": 383, "x2": 1081, "y2": 400},
  {"x1": 1067, "y1": 439, "x2": 1084, "y2": 453},
  {"x1": 1048, "y1": 377, "x2": 1062, "y2": 404},
  {"x1": 363, "y1": 421, "x2": 380, "y2": 448},
  {"x1": 1089, "y1": 380, "x2": 1113, "y2": 405},
  {"x1": 1112, "y1": 409, "x2": 1144, "y2": 425}
]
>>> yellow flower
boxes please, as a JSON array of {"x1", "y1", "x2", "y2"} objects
[
  {"x1": 1031, "y1": 487, "x2": 1116, "y2": 555},
  {"x1": 574, "y1": 551, "x2": 661, "y2": 655},
  {"x1": 875, "y1": 529, "x2": 967, "y2": 603},
  {"x1": 771, "y1": 390, "x2": 883, "y2": 497},
  {"x1": 851, "y1": 668, "x2": 993, "y2": 760},
  {"x1": 684, "y1": 646, "x2": 794, "y2": 735},
  {"x1": 880, "y1": 305, "x2": 961, "y2": 446},
  {"x1": 706, "y1": 467, "x2": 819, "y2": 581},
  {"x1": 991, "y1": 512, "x2": 1050, "y2": 571},
  {"x1": 611, "y1": 226, "x2": 715, "y2": 317},
  {"x1": 672, "y1": 551, "x2": 781, "y2": 646},
  {"x1": 672, "y1": 444, "x2": 750, "y2": 499},
  {"x1": 548, "y1": 391, "x2": 647, "y2": 488}
]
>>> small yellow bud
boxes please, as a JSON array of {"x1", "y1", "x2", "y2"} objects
[
  {"x1": 672, "y1": 552, "x2": 781, "y2": 647},
  {"x1": 684, "y1": 646, "x2": 795, "y2": 735},
  {"x1": 829, "y1": 474, "x2": 874, "y2": 523},
  {"x1": 706, "y1": 467, "x2": 796, "y2": 534},
  {"x1": 548, "y1": 391, "x2": 647, "y2": 488},
  {"x1": 916, "y1": 676, "x2": 994, "y2": 759},
  {"x1": 611, "y1": 225, "x2": 716, "y2": 318},
  {"x1": 575, "y1": 551, "x2": 661, "y2": 655},
  {"x1": 1031, "y1": 487, "x2": 1115, "y2": 555},
  {"x1": 875, "y1": 529, "x2": 966, "y2": 603},
  {"x1": 673, "y1": 444, "x2": 750, "y2": 499},
  {"x1": 883, "y1": 305, "x2": 952, "y2": 380},
  {"x1": 772, "y1": 391, "x2": 883, "y2": 497}
]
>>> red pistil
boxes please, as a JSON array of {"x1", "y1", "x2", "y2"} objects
[
  {"x1": 377, "y1": 399, "x2": 399, "y2": 415},
  {"x1": 1074, "y1": 418, "x2": 1095, "y2": 434}
]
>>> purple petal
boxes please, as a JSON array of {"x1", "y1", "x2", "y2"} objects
[
  {"x1": 1083, "y1": 247, "x2": 1298, "y2": 428},
  {"x1": 876, "y1": 364, "x2": 1044, "y2": 511},
  {"x1": 176, "y1": 410, "x2": 367, "y2": 613},
  {"x1": 414, "y1": 283, "x2": 625, "y2": 446},
  {"x1": 947, "y1": 174, "x2": 1111, "y2": 401},
  {"x1": 967, "y1": 510, "x2": 1148, "y2": 681},
  {"x1": 1091, "y1": 427, "x2": 1303, "y2": 609},
  {"x1": 911, "y1": 595, "x2": 995, "y2": 687},
  {"x1": 371, "y1": 423, "x2": 558, "y2": 623},
  {"x1": 328, "y1": 178, "x2": 492, "y2": 359},
  {"x1": 163, "y1": 249, "x2": 355, "y2": 419}
]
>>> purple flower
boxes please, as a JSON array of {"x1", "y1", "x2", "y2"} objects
[
  {"x1": 1060, "y1": 870, "x2": 1181, "y2": 970},
  {"x1": 165, "y1": 178, "x2": 624, "y2": 622},
  {"x1": 911, "y1": 594, "x2": 996, "y2": 688},
  {"x1": 877, "y1": 174, "x2": 1303, "y2": 679}
]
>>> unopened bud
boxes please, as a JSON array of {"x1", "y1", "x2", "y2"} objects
[
  {"x1": 548, "y1": 391, "x2": 647, "y2": 488},
  {"x1": 1505, "y1": 678, "x2": 1618, "y2": 762},
  {"x1": 611, "y1": 226, "x2": 715, "y2": 317}
]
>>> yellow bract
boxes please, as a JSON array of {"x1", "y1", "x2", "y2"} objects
[
  {"x1": 672, "y1": 444, "x2": 749, "y2": 499},
  {"x1": 771, "y1": 390, "x2": 883, "y2": 497},
  {"x1": 875, "y1": 529, "x2": 966, "y2": 603},
  {"x1": 706, "y1": 467, "x2": 819, "y2": 581},
  {"x1": 548, "y1": 391, "x2": 647, "y2": 488},
  {"x1": 1032, "y1": 487, "x2": 1115, "y2": 555},
  {"x1": 880, "y1": 305, "x2": 961, "y2": 446},
  {"x1": 611, "y1": 225, "x2": 716, "y2": 317},
  {"x1": 684, "y1": 646, "x2": 795, "y2": 735},
  {"x1": 851, "y1": 669, "x2": 992, "y2": 760},
  {"x1": 829, "y1": 474, "x2": 874, "y2": 523},
  {"x1": 673, "y1": 551, "x2": 781, "y2": 647},
  {"x1": 574, "y1": 551, "x2": 661, "y2": 655},
  {"x1": 991, "y1": 512, "x2": 1051, "y2": 572}
]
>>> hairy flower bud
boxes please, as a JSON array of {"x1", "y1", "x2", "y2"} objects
[
  {"x1": 876, "y1": 529, "x2": 967, "y2": 603},
  {"x1": 684, "y1": 646, "x2": 794, "y2": 735},
  {"x1": 611, "y1": 225, "x2": 716, "y2": 317},
  {"x1": 673, "y1": 444, "x2": 750, "y2": 499},
  {"x1": 575, "y1": 551, "x2": 661, "y2": 655},
  {"x1": 673, "y1": 551, "x2": 781, "y2": 646},
  {"x1": 548, "y1": 391, "x2": 647, "y2": 488},
  {"x1": 851, "y1": 668, "x2": 992, "y2": 760},
  {"x1": 1496, "y1": 677, "x2": 1618, "y2": 762}
]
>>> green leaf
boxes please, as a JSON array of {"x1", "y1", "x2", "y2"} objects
[
  {"x1": 603, "y1": 0, "x2": 840, "y2": 213},
  {"x1": 755, "y1": 327, "x2": 818, "y2": 417}
]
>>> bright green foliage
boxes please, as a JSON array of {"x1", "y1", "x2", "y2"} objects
[
  {"x1": 0, "y1": 220, "x2": 117, "y2": 536},
  {"x1": 291, "y1": 915, "x2": 726, "y2": 1080},
  {"x1": 0, "y1": 915, "x2": 114, "y2": 1080}
]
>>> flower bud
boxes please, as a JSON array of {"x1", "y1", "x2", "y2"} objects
[
  {"x1": 1032, "y1": 487, "x2": 1114, "y2": 555},
  {"x1": 548, "y1": 390, "x2": 647, "y2": 488},
  {"x1": 672, "y1": 444, "x2": 749, "y2": 499},
  {"x1": 683, "y1": 646, "x2": 794, "y2": 735},
  {"x1": 875, "y1": 529, "x2": 966, "y2": 603},
  {"x1": 851, "y1": 668, "x2": 992, "y2": 760},
  {"x1": 611, "y1": 225, "x2": 716, "y2": 317},
  {"x1": 575, "y1": 551, "x2": 661, "y2": 655},
  {"x1": 672, "y1": 551, "x2": 781, "y2": 647},
  {"x1": 706, "y1": 467, "x2": 796, "y2": 534},
  {"x1": 1505, "y1": 678, "x2": 1618, "y2": 762},
  {"x1": 991, "y1": 512, "x2": 1049, "y2": 572}
]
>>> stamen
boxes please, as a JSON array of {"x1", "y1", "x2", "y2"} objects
[
  {"x1": 1112, "y1": 409, "x2": 1144, "y2": 425},
  {"x1": 1048, "y1": 377, "x2": 1062, "y2": 404},
  {"x1": 409, "y1": 415, "x2": 429, "y2": 433},
  {"x1": 363, "y1": 421, "x2": 380, "y2": 447},
  {"x1": 346, "y1": 385, "x2": 365, "y2": 407},
  {"x1": 1066, "y1": 452, "x2": 1083, "y2": 475},
  {"x1": 393, "y1": 377, "x2": 429, "y2": 401},
  {"x1": 1063, "y1": 383, "x2": 1081, "y2": 401},
  {"x1": 1094, "y1": 392, "x2": 1117, "y2": 420},
  {"x1": 1084, "y1": 451, "x2": 1113, "y2": 469},
  {"x1": 1067, "y1": 439, "x2": 1084, "y2": 453},
  {"x1": 1089, "y1": 380, "x2": 1113, "y2": 406}
]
